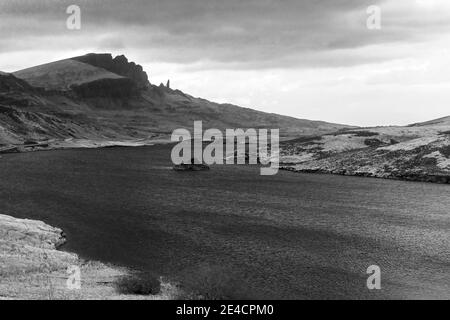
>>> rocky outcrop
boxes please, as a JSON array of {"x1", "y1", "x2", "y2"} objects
[
  {"x1": 72, "y1": 53, "x2": 150, "y2": 89},
  {"x1": 280, "y1": 125, "x2": 450, "y2": 184},
  {"x1": 173, "y1": 158, "x2": 210, "y2": 171},
  {"x1": 173, "y1": 163, "x2": 210, "y2": 171},
  {"x1": 0, "y1": 214, "x2": 66, "y2": 249},
  {"x1": 0, "y1": 214, "x2": 77, "y2": 280}
]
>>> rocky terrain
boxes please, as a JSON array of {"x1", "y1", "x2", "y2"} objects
[
  {"x1": 1, "y1": 53, "x2": 448, "y2": 183},
  {"x1": 0, "y1": 53, "x2": 348, "y2": 152},
  {"x1": 0, "y1": 214, "x2": 179, "y2": 300},
  {"x1": 280, "y1": 116, "x2": 450, "y2": 183}
]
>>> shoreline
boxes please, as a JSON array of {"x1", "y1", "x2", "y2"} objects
[
  {"x1": 280, "y1": 166, "x2": 450, "y2": 185},
  {"x1": 0, "y1": 137, "x2": 173, "y2": 154},
  {"x1": 2, "y1": 138, "x2": 449, "y2": 185},
  {"x1": 0, "y1": 214, "x2": 179, "y2": 300}
]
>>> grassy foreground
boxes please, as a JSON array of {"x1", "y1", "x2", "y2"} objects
[{"x1": 0, "y1": 214, "x2": 179, "y2": 300}]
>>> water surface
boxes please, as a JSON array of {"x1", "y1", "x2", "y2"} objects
[{"x1": 0, "y1": 145, "x2": 448, "y2": 299}]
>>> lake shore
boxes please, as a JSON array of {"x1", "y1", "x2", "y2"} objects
[
  {"x1": 280, "y1": 165, "x2": 450, "y2": 184},
  {"x1": 2, "y1": 137, "x2": 450, "y2": 185},
  {"x1": 0, "y1": 137, "x2": 173, "y2": 154},
  {"x1": 0, "y1": 214, "x2": 179, "y2": 300}
]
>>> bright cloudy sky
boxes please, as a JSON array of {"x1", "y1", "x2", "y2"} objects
[{"x1": 1, "y1": 0, "x2": 450, "y2": 126}]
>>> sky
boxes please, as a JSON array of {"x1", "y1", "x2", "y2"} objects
[{"x1": 1, "y1": 0, "x2": 450, "y2": 126}]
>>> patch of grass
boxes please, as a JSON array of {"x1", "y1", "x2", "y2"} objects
[
  {"x1": 324, "y1": 130, "x2": 379, "y2": 137},
  {"x1": 114, "y1": 272, "x2": 161, "y2": 296},
  {"x1": 352, "y1": 131, "x2": 379, "y2": 137},
  {"x1": 364, "y1": 138, "x2": 384, "y2": 148},
  {"x1": 282, "y1": 135, "x2": 321, "y2": 145}
]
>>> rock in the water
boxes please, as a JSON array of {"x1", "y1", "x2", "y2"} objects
[{"x1": 173, "y1": 158, "x2": 210, "y2": 171}]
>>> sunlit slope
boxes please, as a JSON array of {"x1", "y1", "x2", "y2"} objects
[
  {"x1": 14, "y1": 59, "x2": 124, "y2": 91},
  {"x1": 281, "y1": 117, "x2": 450, "y2": 182}
]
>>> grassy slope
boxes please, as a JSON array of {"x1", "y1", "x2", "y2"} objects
[
  {"x1": 281, "y1": 117, "x2": 450, "y2": 182},
  {"x1": 13, "y1": 59, "x2": 123, "y2": 91}
]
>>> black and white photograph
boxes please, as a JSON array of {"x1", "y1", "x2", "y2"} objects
[{"x1": 0, "y1": 0, "x2": 449, "y2": 306}]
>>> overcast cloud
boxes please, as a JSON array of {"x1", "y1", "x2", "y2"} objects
[{"x1": 1, "y1": 0, "x2": 450, "y2": 126}]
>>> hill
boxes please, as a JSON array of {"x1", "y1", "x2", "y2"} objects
[
  {"x1": 280, "y1": 118, "x2": 450, "y2": 183},
  {"x1": 0, "y1": 53, "x2": 349, "y2": 149},
  {"x1": 13, "y1": 59, "x2": 125, "y2": 91}
]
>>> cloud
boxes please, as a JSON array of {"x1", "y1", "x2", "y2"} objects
[
  {"x1": 2, "y1": 0, "x2": 450, "y2": 70},
  {"x1": 2, "y1": 0, "x2": 450, "y2": 126}
]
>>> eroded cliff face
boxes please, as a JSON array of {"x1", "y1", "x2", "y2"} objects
[
  {"x1": 71, "y1": 77, "x2": 138, "y2": 98},
  {"x1": 72, "y1": 53, "x2": 150, "y2": 89},
  {"x1": 66, "y1": 54, "x2": 150, "y2": 98}
]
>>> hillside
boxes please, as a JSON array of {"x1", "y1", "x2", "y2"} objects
[
  {"x1": 280, "y1": 117, "x2": 450, "y2": 183},
  {"x1": 5, "y1": 53, "x2": 448, "y2": 183},
  {"x1": 13, "y1": 59, "x2": 125, "y2": 92},
  {"x1": 0, "y1": 53, "x2": 349, "y2": 150}
]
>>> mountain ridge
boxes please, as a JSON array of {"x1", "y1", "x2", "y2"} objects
[
  {"x1": 0, "y1": 53, "x2": 350, "y2": 148},
  {"x1": 3, "y1": 53, "x2": 449, "y2": 184}
]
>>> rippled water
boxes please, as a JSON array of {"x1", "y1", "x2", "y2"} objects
[{"x1": 0, "y1": 144, "x2": 449, "y2": 299}]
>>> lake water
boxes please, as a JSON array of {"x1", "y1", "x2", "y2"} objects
[{"x1": 0, "y1": 144, "x2": 449, "y2": 299}]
